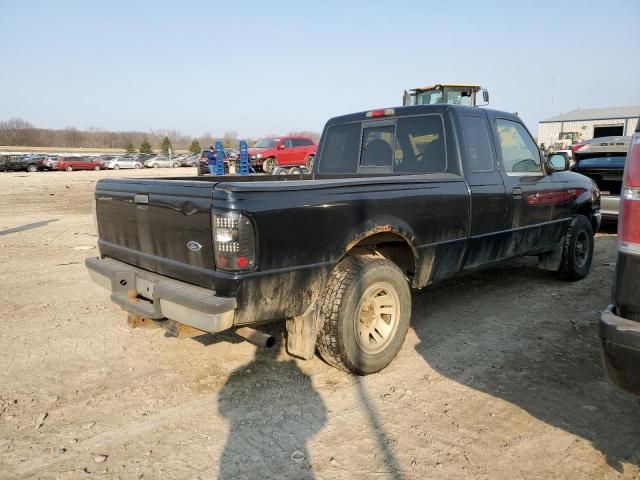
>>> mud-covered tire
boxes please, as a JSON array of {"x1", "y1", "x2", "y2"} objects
[
  {"x1": 558, "y1": 214, "x2": 594, "y2": 281},
  {"x1": 316, "y1": 255, "x2": 411, "y2": 375}
]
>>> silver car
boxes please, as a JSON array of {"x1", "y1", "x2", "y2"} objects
[
  {"x1": 144, "y1": 156, "x2": 181, "y2": 168},
  {"x1": 572, "y1": 136, "x2": 630, "y2": 220},
  {"x1": 106, "y1": 157, "x2": 142, "y2": 170}
]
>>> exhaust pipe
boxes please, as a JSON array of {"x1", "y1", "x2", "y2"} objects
[{"x1": 235, "y1": 327, "x2": 276, "y2": 348}]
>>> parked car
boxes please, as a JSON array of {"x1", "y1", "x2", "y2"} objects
[
  {"x1": 249, "y1": 136, "x2": 316, "y2": 173},
  {"x1": 42, "y1": 155, "x2": 59, "y2": 170},
  {"x1": 2, "y1": 154, "x2": 44, "y2": 172},
  {"x1": 86, "y1": 104, "x2": 600, "y2": 375},
  {"x1": 144, "y1": 156, "x2": 181, "y2": 168},
  {"x1": 599, "y1": 124, "x2": 640, "y2": 397},
  {"x1": 571, "y1": 136, "x2": 630, "y2": 221},
  {"x1": 179, "y1": 155, "x2": 198, "y2": 167},
  {"x1": 105, "y1": 157, "x2": 142, "y2": 169},
  {"x1": 224, "y1": 148, "x2": 239, "y2": 160},
  {"x1": 58, "y1": 156, "x2": 104, "y2": 171}
]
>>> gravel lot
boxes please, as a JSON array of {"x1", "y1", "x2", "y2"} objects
[{"x1": 0, "y1": 169, "x2": 638, "y2": 479}]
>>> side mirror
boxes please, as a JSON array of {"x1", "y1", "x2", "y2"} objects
[
  {"x1": 547, "y1": 154, "x2": 569, "y2": 173},
  {"x1": 478, "y1": 89, "x2": 489, "y2": 106},
  {"x1": 278, "y1": 144, "x2": 286, "y2": 150}
]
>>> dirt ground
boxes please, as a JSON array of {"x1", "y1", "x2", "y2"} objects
[{"x1": 0, "y1": 169, "x2": 638, "y2": 480}]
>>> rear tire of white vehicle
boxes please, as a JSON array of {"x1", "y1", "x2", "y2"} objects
[
  {"x1": 263, "y1": 157, "x2": 277, "y2": 174},
  {"x1": 114, "y1": 165, "x2": 120, "y2": 170},
  {"x1": 316, "y1": 255, "x2": 411, "y2": 375},
  {"x1": 558, "y1": 214, "x2": 594, "y2": 281},
  {"x1": 134, "y1": 164, "x2": 140, "y2": 169},
  {"x1": 65, "y1": 166, "x2": 73, "y2": 172},
  {"x1": 152, "y1": 163, "x2": 159, "y2": 168},
  {"x1": 173, "y1": 162, "x2": 180, "y2": 168}
]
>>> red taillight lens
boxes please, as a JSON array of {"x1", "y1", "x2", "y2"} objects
[
  {"x1": 571, "y1": 143, "x2": 585, "y2": 152},
  {"x1": 619, "y1": 133, "x2": 640, "y2": 254},
  {"x1": 366, "y1": 108, "x2": 395, "y2": 118}
]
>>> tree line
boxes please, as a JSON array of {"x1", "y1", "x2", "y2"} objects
[{"x1": 0, "y1": 118, "x2": 321, "y2": 153}]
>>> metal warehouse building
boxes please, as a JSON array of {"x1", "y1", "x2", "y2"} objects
[{"x1": 538, "y1": 106, "x2": 640, "y2": 148}]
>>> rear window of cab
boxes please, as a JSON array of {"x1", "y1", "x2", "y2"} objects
[{"x1": 319, "y1": 115, "x2": 446, "y2": 174}]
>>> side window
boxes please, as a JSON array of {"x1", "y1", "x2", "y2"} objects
[
  {"x1": 460, "y1": 115, "x2": 494, "y2": 172},
  {"x1": 394, "y1": 115, "x2": 445, "y2": 173},
  {"x1": 360, "y1": 125, "x2": 394, "y2": 168},
  {"x1": 281, "y1": 139, "x2": 293, "y2": 149},
  {"x1": 318, "y1": 123, "x2": 360, "y2": 173},
  {"x1": 495, "y1": 119, "x2": 542, "y2": 175},
  {"x1": 291, "y1": 138, "x2": 303, "y2": 147}
]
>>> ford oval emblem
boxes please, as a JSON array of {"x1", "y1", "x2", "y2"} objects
[{"x1": 187, "y1": 241, "x2": 202, "y2": 252}]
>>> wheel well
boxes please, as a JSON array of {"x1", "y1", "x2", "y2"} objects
[
  {"x1": 346, "y1": 231, "x2": 417, "y2": 279},
  {"x1": 575, "y1": 202, "x2": 593, "y2": 219}
]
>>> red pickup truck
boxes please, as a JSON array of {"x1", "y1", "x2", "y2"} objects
[{"x1": 249, "y1": 136, "x2": 317, "y2": 173}]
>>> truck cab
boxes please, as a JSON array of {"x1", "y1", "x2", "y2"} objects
[{"x1": 403, "y1": 83, "x2": 489, "y2": 107}]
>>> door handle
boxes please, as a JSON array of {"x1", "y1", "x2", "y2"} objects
[{"x1": 511, "y1": 187, "x2": 523, "y2": 198}]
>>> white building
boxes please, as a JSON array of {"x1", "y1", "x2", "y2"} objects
[{"x1": 537, "y1": 106, "x2": 640, "y2": 148}]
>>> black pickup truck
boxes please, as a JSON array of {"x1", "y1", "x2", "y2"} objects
[{"x1": 86, "y1": 105, "x2": 601, "y2": 374}]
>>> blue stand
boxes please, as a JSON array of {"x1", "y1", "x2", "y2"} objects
[
  {"x1": 214, "y1": 141, "x2": 225, "y2": 175},
  {"x1": 238, "y1": 140, "x2": 250, "y2": 176}
]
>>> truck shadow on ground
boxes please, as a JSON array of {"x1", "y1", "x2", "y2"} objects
[
  {"x1": 411, "y1": 259, "x2": 640, "y2": 471},
  {"x1": 0, "y1": 219, "x2": 59, "y2": 236},
  {"x1": 216, "y1": 340, "x2": 327, "y2": 480}
]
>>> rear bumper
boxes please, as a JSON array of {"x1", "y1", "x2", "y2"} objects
[
  {"x1": 600, "y1": 196, "x2": 620, "y2": 219},
  {"x1": 599, "y1": 305, "x2": 640, "y2": 397},
  {"x1": 86, "y1": 257, "x2": 236, "y2": 334}
]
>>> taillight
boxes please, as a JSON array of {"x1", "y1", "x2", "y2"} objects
[
  {"x1": 212, "y1": 212, "x2": 256, "y2": 271},
  {"x1": 619, "y1": 133, "x2": 640, "y2": 255},
  {"x1": 571, "y1": 143, "x2": 585, "y2": 152}
]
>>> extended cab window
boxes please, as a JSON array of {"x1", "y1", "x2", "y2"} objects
[
  {"x1": 394, "y1": 115, "x2": 445, "y2": 173},
  {"x1": 496, "y1": 119, "x2": 542, "y2": 175},
  {"x1": 319, "y1": 123, "x2": 360, "y2": 173},
  {"x1": 461, "y1": 115, "x2": 493, "y2": 172}
]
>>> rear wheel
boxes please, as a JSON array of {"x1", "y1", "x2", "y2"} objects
[
  {"x1": 152, "y1": 163, "x2": 159, "y2": 168},
  {"x1": 114, "y1": 164, "x2": 120, "y2": 170},
  {"x1": 316, "y1": 255, "x2": 411, "y2": 375},
  {"x1": 305, "y1": 155, "x2": 314, "y2": 170},
  {"x1": 559, "y1": 214, "x2": 594, "y2": 281},
  {"x1": 27, "y1": 164, "x2": 37, "y2": 173},
  {"x1": 173, "y1": 162, "x2": 180, "y2": 168},
  {"x1": 93, "y1": 165, "x2": 101, "y2": 171},
  {"x1": 134, "y1": 163, "x2": 141, "y2": 169},
  {"x1": 65, "y1": 166, "x2": 73, "y2": 172},
  {"x1": 263, "y1": 157, "x2": 277, "y2": 174}
]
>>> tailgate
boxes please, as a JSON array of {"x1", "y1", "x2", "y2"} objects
[{"x1": 95, "y1": 179, "x2": 217, "y2": 289}]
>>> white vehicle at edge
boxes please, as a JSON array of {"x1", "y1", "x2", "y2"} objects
[{"x1": 106, "y1": 157, "x2": 142, "y2": 170}]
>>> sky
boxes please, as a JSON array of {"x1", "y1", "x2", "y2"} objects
[{"x1": 1, "y1": 0, "x2": 639, "y2": 139}]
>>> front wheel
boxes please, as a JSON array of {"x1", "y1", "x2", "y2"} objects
[
  {"x1": 172, "y1": 162, "x2": 180, "y2": 168},
  {"x1": 316, "y1": 255, "x2": 411, "y2": 375},
  {"x1": 134, "y1": 163, "x2": 141, "y2": 169},
  {"x1": 263, "y1": 157, "x2": 277, "y2": 174},
  {"x1": 94, "y1": 165, "x2": 101, "y2": 171},
  {"x1": 558, "y1": 214, "x2": 594, "y2": 281},
  {"x1": 152, "y1": 163, "x2": 159, "y2": 168},
  {"x1": 114, "y1": 164, "x2": 120, "y2": 170},
  {"x1": 27, "y1": 164, "x2": 37, "y2": 173},
  {"x1": 65, "y1": 166, "x2": 73, "y2": 172}
]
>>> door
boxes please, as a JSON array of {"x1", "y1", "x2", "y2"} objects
[
  {"x1": 490, "y1": 115, "x2": 569, "y2": 256},
  {"x1": 458, "y1": 113, "x2": 507, "y2": 269},
  {"x1": 289, "y1": 138, "x2": 308, "y2": 165},
  {"x1": 277, "y1": 138, "x2": 295, "y2": 165}
]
